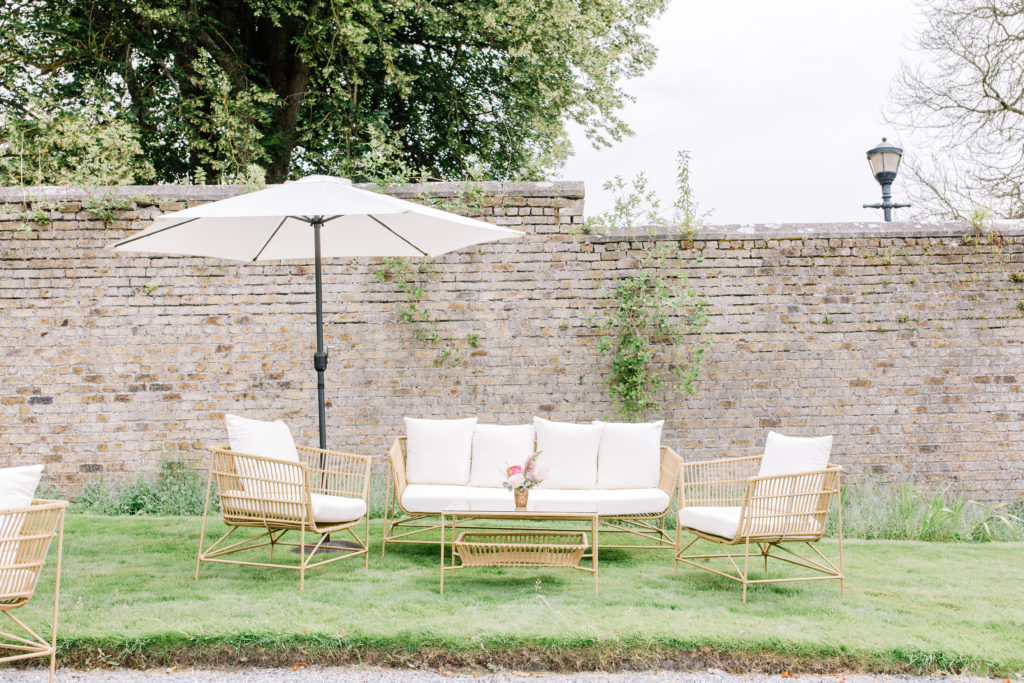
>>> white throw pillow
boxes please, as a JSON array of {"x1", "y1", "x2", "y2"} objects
[
  {"x1": 758, "y1": 431, "x2": 833, "y2": 477},
  {"x1": 594, "y1": 420, "x2": 664, "y2": 489},
  {"x1": 404, "y1": 417, "x2": 477, "y2": 485},
  {"x1": 224, "y1": 415, "x2": 303, "y2": 492},
  {"x1": 0, "y1": 465, "x2": 44, "y2": 511},
  {"x1": 533, "y1": 417, "x2": 602, "y2": 489},
  {"x1": 224, "y1": 414, "x2": 300, "y2": 463},
  {"x1": 0, "y1": 464, "x2": 43, "y2": 569},
  {"x1": 470, "y1": 424, "x2": 536, "y2": 488}
]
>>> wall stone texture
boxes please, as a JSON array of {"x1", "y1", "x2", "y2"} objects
[{"x1": 1, "y1": 182, "x2": 1022, "y2": 501}]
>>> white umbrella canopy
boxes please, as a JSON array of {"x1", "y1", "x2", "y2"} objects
[
  {"x1": 113, "y1": 175, "x2": 521, "y2": 260},
  {"x1": 111, "y1": 174, "x2": 522, "y2": 452}
]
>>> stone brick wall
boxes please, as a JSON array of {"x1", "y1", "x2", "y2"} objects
[{"x1": 1, "y1": 182, "x2": 1022, "y2": 501}]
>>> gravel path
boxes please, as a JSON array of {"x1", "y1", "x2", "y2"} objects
[{"x1": 0, "y1": 668, "x2": 1007, "y2": 683}]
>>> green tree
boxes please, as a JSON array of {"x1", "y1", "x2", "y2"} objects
[{"x1": 1, "y1": 0, "x2": 666, "y2": 185}]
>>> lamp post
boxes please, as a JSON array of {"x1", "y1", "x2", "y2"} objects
[{"x1": 863, "y1": 137, "x2": 910, "y2": 221}]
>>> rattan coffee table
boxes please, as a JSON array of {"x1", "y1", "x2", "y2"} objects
[{"x1": 440, "y1": 501, "x2": 599, "y2": 595}]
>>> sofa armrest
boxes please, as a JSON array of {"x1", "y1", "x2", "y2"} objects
[
  {"x1": 678, "y1": 455, "x2": 761, "y2": 507},
  {"x1": 658, "y1": 446, "x2": 683, "y2": 498},
  {"x1": 388, "y1": 437, "x2": 409, "y2": 500},
  {"x1": 298, "y1": 445, "x2": 371, "y2": 501}
]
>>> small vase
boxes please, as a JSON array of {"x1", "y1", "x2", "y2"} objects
[{"x1": 514, "y1": 487, "x2": 529, "y2": 508}]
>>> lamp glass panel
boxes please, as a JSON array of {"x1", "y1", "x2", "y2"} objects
[{"x1": 869, "y1": 150, "x2": 902, "y2": 177}]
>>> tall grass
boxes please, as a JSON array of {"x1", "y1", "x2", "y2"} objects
[
  {"x1": 826, "y1": 478, "x2": 1024, "y2": 542},
  {"x1": 67, "y1": 465, "x2": 1024, "y2": 543}
]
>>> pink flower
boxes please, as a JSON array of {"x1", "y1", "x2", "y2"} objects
[
  {"x1": 506, "y1": 465, "x2": 522, "y2": 477},
  {"x1": 508, "y1": 473, "x2": 526, "y2": 488}
]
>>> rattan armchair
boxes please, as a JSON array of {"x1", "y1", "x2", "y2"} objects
[
  {"x1": 674, "y1": 455, "x2": 843, "y2": 602},
  {"x1": 196, "y1": 445, "x2": 371, "y2": 589},
  {"x1": 0, "y1": 499, "x2": 67, "y2": 682}
]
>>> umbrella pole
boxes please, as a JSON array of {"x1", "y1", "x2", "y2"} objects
[
  {"x1": 313, "y1": 217, "x2": 328, "y2": 454},
  {"x1": 302, "y1": 216, "x2": 360, "y2": 555}
]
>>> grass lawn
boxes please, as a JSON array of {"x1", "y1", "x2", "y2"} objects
[{"x1": 12, "y1": 515, "x2": 1024, "y2": 676}]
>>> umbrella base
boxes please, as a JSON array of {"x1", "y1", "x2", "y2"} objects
[{"x1": 290, "y1": 536, "x2": 362, "y2": 555}]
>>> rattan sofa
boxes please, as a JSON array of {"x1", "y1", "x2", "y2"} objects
[{"x1": 382, "y1": 418, "x2": 682, "y2": 553}]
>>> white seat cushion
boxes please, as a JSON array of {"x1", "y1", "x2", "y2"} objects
[
  {"x1": 678, "y1": 506, "x2": 742, "y2": 540},
  {"x1": 594, "y1": 420, "x2": 663, "y2": 489},
  {"x1": 533, "y1": 417, "x2": 602, "y2": 489},
  {"x1": 399, "y1": 484, "x2": 669, "y2": 516},
  {"x1": 529, "y1": 488, "x2": 670, "y2": 516},
  {"x1": 310, "y1": 493, "x2": 366, "y2": 523},
  {"x1": 401, "y1": 485, "x2": 510, "y2": 513},
  {"x1": 758, "y1": 431, "x2": 832, "y2": 477},
  {"x1": 470, "y1": 424, "x2": 535, "y2": 487},
  {"x1": 218, "y1": 490, "x2": 364, "y2": 524},
  {"x1": 404, "y1": 417, "x2": 477, "y2": 485}
]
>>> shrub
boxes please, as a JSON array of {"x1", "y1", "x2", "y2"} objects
[{"x1": 77, "y1": 461, "x2": 211, "y2": 516}]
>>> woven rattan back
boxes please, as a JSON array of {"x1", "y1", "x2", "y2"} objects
[
  {"x1": 302, "y1": 446, "x2": 370, "y2": 500},
  {"x1": 208, "y1": 447, "x2": 312, "y2": 527},
  {"x1": 679, "y1": 455, "x2": 761, "y2": 507},
  {"x1": 0, "y1": 500, "x2": 66, "y2": 609}
]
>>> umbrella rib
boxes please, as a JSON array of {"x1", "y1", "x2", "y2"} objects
[
  {"x1": 112, "y1": 217, "x2": 200, "y2": 248},
  {"x1": 251, "y1": 216, "x2": 289, "y2": 262},
  {"x1": 367, "y1": 215, "x2": 428, "y2": 256}
]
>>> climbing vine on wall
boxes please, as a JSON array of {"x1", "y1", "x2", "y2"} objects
[
  {"x1": 373, "y1": 256, "x2": 478, "y2": 368},
  {"x1": 589, "y1": 151, "x2": 713, "y2": 420}
]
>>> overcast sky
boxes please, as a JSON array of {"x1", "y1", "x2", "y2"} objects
[{"x1": 559, "y1": 0, "x2": 922, "y2": 225}]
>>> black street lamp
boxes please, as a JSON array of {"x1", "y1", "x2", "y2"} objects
[{"x1": 863, "y1": 137, "x2": 910, "y2": 221}]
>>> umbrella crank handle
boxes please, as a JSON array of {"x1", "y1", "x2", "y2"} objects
[{"x1": 314, "y1": 349, "x2": 328, "y2": 372}]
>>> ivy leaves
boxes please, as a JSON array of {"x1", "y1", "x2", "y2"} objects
[
  {"x1": 597, "y1": 270, "x2": 710, "y2": 421},
  {"x1": 590, "y1": 151, "x2": 713, "y2": 421}
]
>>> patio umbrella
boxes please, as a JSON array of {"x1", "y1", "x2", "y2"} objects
[{"x1": 112, "y1": 174, "x2": 522, "y2": 452}]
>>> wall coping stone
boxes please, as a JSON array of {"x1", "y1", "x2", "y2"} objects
[
  {"x1": 587, "y1": 220, "x2": 1024, "y2": 242},
  {"x1": 0, "y1": 180, "x2": 586, "y2": 204}
]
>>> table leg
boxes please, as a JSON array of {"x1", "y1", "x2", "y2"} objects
[{"x1": 593, "y1": 514, "x2": 599, "y2": 597}]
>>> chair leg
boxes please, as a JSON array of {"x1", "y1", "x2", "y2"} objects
[
  {"x1": 381, "y1": 463, "x2": 391, "y2": 557},
  {"x1": 673, "y1": 520, "x2": 680, "y2": 573},
  {"x1": 364, "y1": 514, "x2": 370, "y2": 569},
  {"x1": 299, "y1": 526, "x2": 306, "y2": 592},
  {"x1": 742, "y1": 537, "x2": 751, "y2": 604},
  {"x1": 838, "y1": 489, "x2": 846, "y2": 596},
  {"x1": 195, "y1": 468, "x2": 214, "y2": 581},
  {"x1": 49, "y1": 509, "x2": 65, "y2": 683}
]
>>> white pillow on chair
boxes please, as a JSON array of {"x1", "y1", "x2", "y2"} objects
[
  {"x1": 404, "y1": 417, "x2": 478, "y2": 485},
  {"x1": 758, "y1": 431, "x2": 832, "y2": 477},
  {"x1": 0, "y1": 464, "x2": 44, "y2": 568},
  {"x1": 594, "y1": 420, "x2": 664, "y2": 489},
  {"x1": 225, "y1": 414, "x2": 300, "y2": 463},
  {"x1": 224, "y1": 415, "x2": 303, "y2": 492},
  {"x1": 0, "y1": 465, "x2": 43, "y2": 511},
  {"x1": 533, "y1": 417, "x2": 602, "y2": 489}
]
